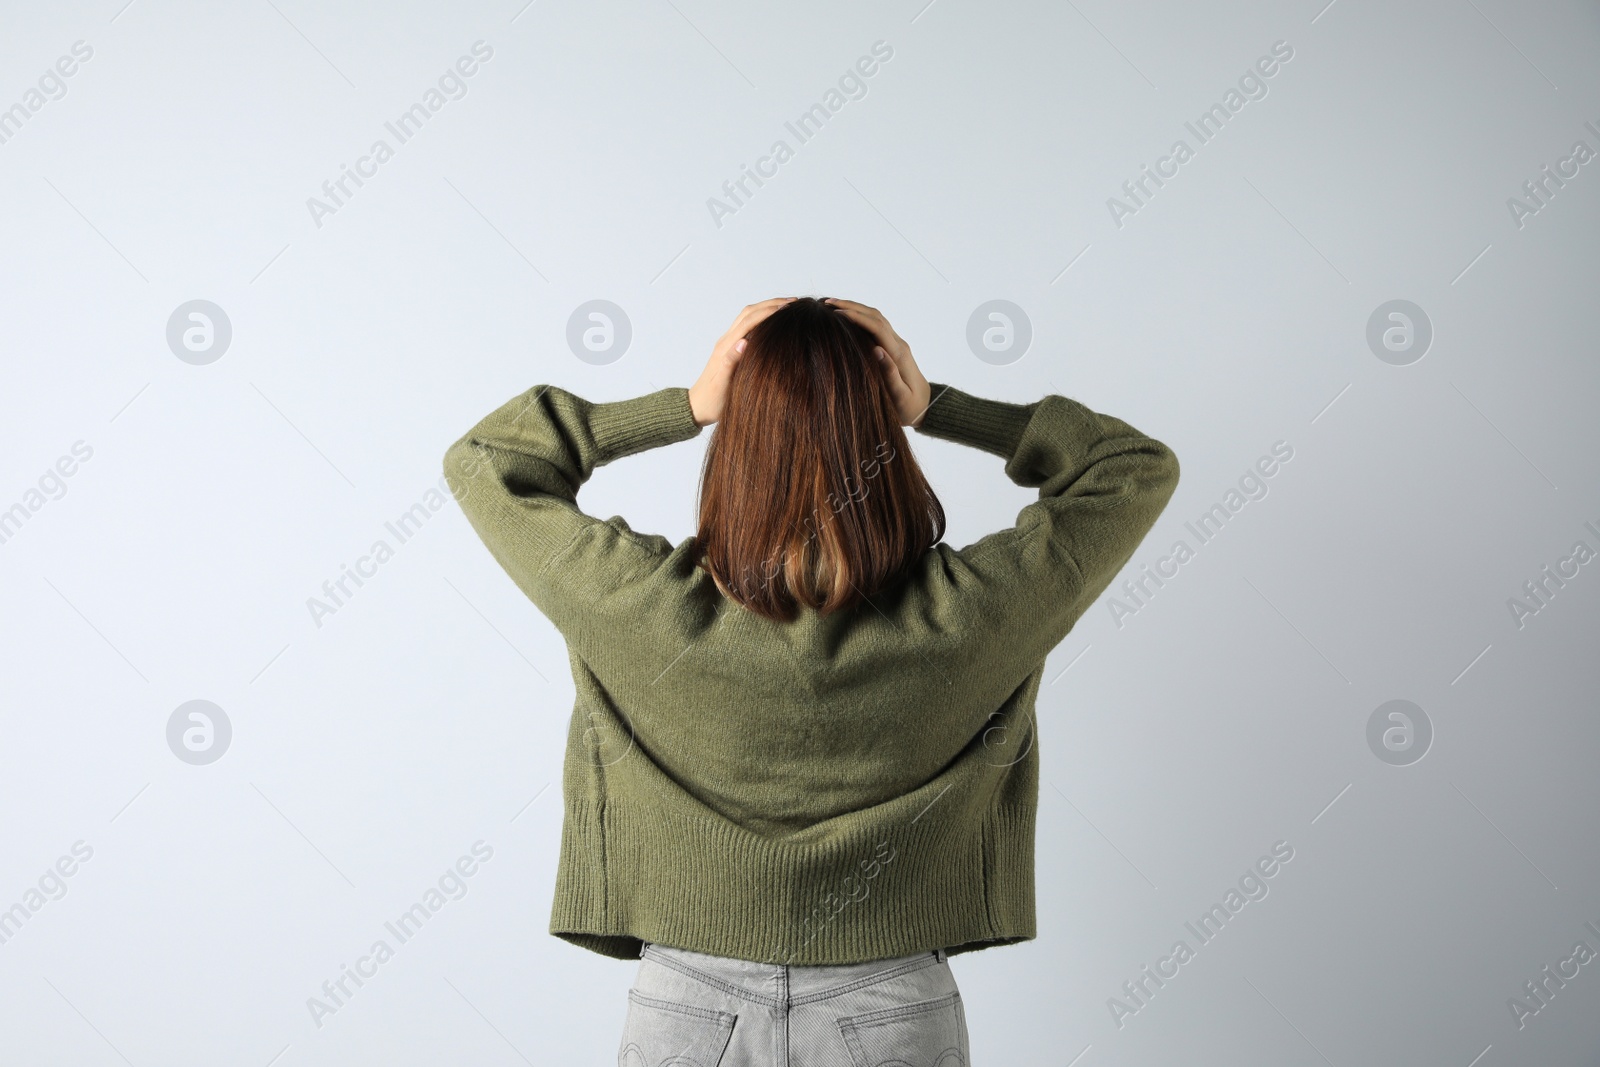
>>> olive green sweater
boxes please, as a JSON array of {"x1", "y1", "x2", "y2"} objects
[{"x1": 442, "y1": 380, "x2": 1179, "y2": 965}]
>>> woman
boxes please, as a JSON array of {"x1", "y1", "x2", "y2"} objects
[{"x1": 443, "y1": 296, "x2": 1180, "y2": 1065}]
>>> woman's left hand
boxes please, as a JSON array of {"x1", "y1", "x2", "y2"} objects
[{"x1": 688, "y1": 297, "x2": 794, "y2": 426}]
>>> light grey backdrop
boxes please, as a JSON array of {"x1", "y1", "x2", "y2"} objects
[{"x1": 2, "y1": 0, "x2": 1597, "y2": 1064}]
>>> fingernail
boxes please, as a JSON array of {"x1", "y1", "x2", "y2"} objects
[{"x1": 735, "y1": 339, "x2": 747, "y2": 352}]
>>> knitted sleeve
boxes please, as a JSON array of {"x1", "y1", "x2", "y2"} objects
[
  {"x1": 442, "y1": 383, "x2": 703, "y2": 622},
  {"x1": 914, "y1": 381, "x2": 1181, "y2": 667}
]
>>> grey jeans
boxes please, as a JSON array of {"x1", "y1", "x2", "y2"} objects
[{"x1": 618, "y1": 941, "x2": 970, "y2": 1067}]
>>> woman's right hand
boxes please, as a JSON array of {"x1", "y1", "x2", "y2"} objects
[{"x1": 825, "y1": 298, "x2": 932, "y2": 428}]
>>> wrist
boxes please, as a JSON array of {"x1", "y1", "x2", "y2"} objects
[{"x1": 688, "y1": 385, "x2": 713, "y2": 427}]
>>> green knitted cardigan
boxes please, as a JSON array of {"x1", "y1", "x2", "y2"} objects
[{"x1": 443, "y1": 380, "x2": 1178, "y2": 964}]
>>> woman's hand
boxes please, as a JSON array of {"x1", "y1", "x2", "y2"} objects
[
  {"x1": 824, "y1": 298, "x2": 931, "y2": 427},
  {"x1": 688, "y1": 297, "x2": 795, "y2": 426}
]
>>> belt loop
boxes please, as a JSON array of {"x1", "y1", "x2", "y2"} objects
[{"x1": 934, "y1": 947, "x2": 947, "y2": 963}]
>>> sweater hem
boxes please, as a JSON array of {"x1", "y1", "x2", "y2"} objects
[
  {"x1": 549, "y1": 928, "x2": 1037, "y2": 964},
  {"x1": 548, "y1": 779, "x2": 1038, "y2": 966}
]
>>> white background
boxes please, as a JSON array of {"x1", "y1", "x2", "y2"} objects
[{"x1": 1, "y1": 1, "x2": 1597, "y2": 1063}]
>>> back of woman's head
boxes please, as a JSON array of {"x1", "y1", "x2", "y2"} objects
[{"x1": 695, "y1": 296, "x2": 946, "y2": 621}]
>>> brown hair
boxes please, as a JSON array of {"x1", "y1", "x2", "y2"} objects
[{"x1": 694, "y1": 297, "x2": 945, "y2": 621}]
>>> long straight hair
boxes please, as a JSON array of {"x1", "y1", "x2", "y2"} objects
[{"x1": 694, "y1": 297, "x2": 946, "y2": 621}]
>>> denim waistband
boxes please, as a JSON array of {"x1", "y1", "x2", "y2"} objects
[{"x1": 640, "y1": 942, "x2": 948, "y2": 1007}]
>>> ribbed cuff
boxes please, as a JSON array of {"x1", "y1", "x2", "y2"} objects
[
  {"x1": 914, "y1": 382, "x2": 1035, "y2": 460},
  {"x1": 589, "y1": 386, "x2": 702, "y2": 463}
]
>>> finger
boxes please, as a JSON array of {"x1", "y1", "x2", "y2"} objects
[
  {"x1": 870, "y1": 345, "x2": 910, "y2": 395},
  {"x1": 742, "y1": 296, "x2": 796, "y2": 319},
  {"x1": 741, "y1": 296, "x2": 792, "y2": 314},
  {"x1": 826, "y1": 299, "x2": 886, "y2": 331},
  {"x1": 827, "y1": 300, "x2": 883, "y2": 334},
  {"x1": 716, "y1": 336, "x2": 748, "y2": 370},
  {"x1": 718, "y1": 300, "x2": 789, "y2": 358},
  {"x1": 732, "y1": 297, "x2": 795, "y2": 335},
  {"x1": 866, "y1": 331, "x2": 920, "y2": 395},
  {"x1": 827, "y1": 298, "x2": 886, "y2": 329},
  {"x1": 831, "y1": 303, "x2": 899, "y2": 357},
  {"x1": 882, "y1": 351, "x2": 908, "y2": 386}
]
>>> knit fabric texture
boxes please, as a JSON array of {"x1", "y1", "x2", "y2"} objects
[{"x1": 443, "y1": 380, "x2": 1179, "y2": 964}]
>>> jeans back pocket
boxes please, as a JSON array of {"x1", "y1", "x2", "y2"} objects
[
  {"x1": 618, "y1": 989, "x2": 737, "y2": 1067},
  {"x1": 836, "y1": 990, "x2": 968, "y2": 1067}
]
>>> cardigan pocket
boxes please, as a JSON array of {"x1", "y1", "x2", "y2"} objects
[
  {"x1": 617, "y1": 988, "x2": 737, "y2": 1067},
  {"x1": 835, "y1": 990, "x2": 969, "y2": 1067}
]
